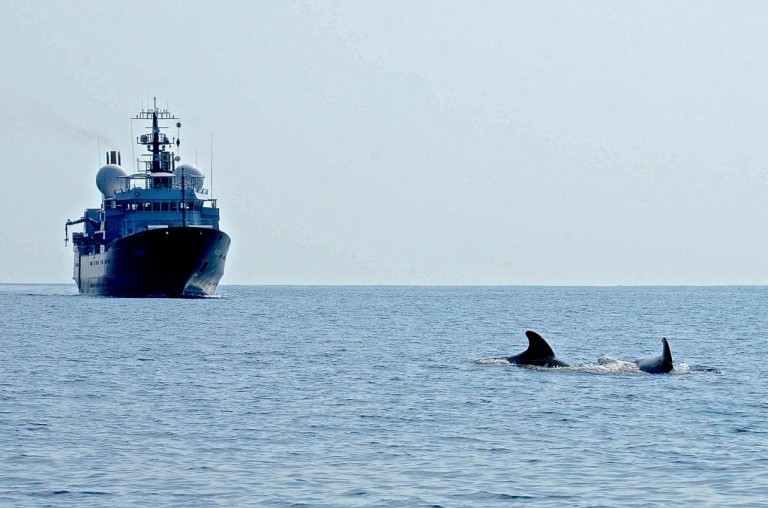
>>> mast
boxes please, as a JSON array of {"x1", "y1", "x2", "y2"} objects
[
  {"x1": 132, "y1": 97, "x2": 179, "y2": 176},
  {"x1": 151, "y1": 105, "x2": 161, "y2": 173}
]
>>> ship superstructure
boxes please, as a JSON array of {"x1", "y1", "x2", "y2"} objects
[{"x1": 65, "y1": 100, "x2": 231, "y2": 297}]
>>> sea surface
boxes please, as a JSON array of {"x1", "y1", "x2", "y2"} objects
[{"x1": 1, "y1": 284, "x2": 766, "y2": 507}]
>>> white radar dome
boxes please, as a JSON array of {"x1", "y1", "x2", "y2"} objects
[
  {"x1": 96, "y1": 164, "x2": 129, "y2": 197},
  {"x1": 176, "y1": 163, "x2": 204, "y2": 192}
]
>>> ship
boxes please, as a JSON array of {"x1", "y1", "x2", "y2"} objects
[{"x1": 65, "y1": 100, "x2": 231, "y2": 297}]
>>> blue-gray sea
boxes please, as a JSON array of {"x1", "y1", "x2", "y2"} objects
[{"x1": 1, "y1": 284, "x2": 766, "y2": 507}]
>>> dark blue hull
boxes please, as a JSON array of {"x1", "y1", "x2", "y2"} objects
[{"x1": 74, "y1": 227, "x2": 230, "y2": 297}]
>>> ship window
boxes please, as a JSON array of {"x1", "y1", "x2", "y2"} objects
[
  {"x1": 200, "y1": 262, "x2": 209, "y2": 273},
  {"x1": 144, "y1": 203, "x2": 151, "y2": 211},
  {"x1": 161, "y1": 202, "x2": 169, "y2": 211},
  {"x1": 153, "y1": 202, "x2": 160, "y2": 211},
  {"x1": 170, "y1": 202, "x2": 177, "y2": 211}
]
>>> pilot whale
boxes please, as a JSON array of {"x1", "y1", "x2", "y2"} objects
[
  {"x1": 635, "y1": 337, "x2": 674, "y2": 374},
  {"x1": 505, "y1": 330, "x2": 570, "y2": 368}
]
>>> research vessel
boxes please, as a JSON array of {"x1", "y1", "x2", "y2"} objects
[{"x1": 65, "y1": 100, "x2": 230, "y2": 297}]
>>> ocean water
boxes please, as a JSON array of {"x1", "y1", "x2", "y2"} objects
[{"x1": 1, "y1": 284, "x2": 766, "y2": 507}]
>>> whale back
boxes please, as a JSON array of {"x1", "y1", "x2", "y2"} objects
[
  {"x1": 636, "y1": 337, "x2": 674, "y2": 374},
  {"x1": 506, "y1": 330, "x2": 569, "y2": 368}
]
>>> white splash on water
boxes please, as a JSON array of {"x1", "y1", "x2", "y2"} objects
[{"x1": 475, "y1": 356, "x2": 723, "y2": 375}]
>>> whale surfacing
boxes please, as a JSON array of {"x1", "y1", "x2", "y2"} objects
[
  {"x1": 506, "y1": 330, "x2": 570, "y2": 368},
  {"x1": 635, "y1": 337, "x2": 674, "y2": 374}
]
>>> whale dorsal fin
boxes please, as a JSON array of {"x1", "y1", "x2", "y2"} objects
[
  {"x1": 525, "y1": 330, "x2": 556, "y2": 358},
  {"x1": 661, "y1": 337, "x2": 673, "y2": 369}
]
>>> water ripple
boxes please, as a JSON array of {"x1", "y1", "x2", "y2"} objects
[{"x1": 0, "y1": 285, "x2": 766, "y2": 506}]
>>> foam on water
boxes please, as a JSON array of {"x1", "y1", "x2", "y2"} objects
[{"x1": 476, "y1": 355, "x2": 724, "y2": 375}]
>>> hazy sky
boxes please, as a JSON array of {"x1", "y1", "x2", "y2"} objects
[{"x1": 2, "y1": 0, "x2": 768, "y2": 285}]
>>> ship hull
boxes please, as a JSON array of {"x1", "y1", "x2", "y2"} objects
[{"x1": 74, "y1": 227, "x2": 230, "y2": 297}]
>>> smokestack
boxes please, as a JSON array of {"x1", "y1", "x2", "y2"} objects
[{"x1": 108, "y1": 150, "x2": 120, "y2": 165}]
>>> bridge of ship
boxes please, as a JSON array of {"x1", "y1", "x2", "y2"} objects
[{"x1": 101, "y1": 172, "x2": 221, "y2": 240}]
